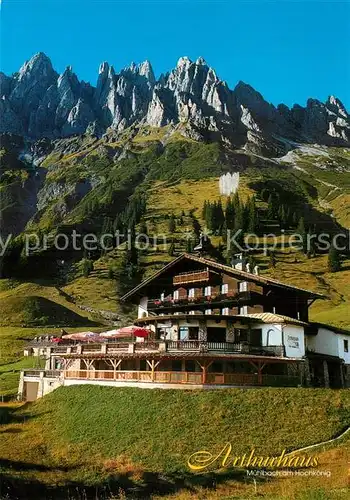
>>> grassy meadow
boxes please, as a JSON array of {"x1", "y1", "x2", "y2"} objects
[{"x1": 0, "y1": 386, "x2": 349, "y2": 499}]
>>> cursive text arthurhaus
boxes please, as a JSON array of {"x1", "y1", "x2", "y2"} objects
[{"x1": 188, "y1": 443, "x2": 319, "y2": 471}]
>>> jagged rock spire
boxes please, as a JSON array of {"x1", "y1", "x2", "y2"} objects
[{"x1": 0, "y1": 53, "x2": 348, "y2": 149}]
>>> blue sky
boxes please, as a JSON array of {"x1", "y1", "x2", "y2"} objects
[{"x1": 1, "y1": 0, "x2": 349, "y2": 108}]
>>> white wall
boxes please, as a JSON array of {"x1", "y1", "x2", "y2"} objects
[
  {"x1": 260, "y1": 323, "x2": 282, "y2": 346},
  {"x1": 338, "y1": 336, "x2": 350, "y2": 363},
  {"x1": 138, "y1": 296, "x2": 148, "y2": 318},
  {"x1": 251, "y1": 322, "x2": 304, "y2": 358},
  {"x1": 283, "y1": 325, "x2": 305, "y2": 358},
  {"x1": 306, "y1": 327, "x2": 339, "y2": 358}
]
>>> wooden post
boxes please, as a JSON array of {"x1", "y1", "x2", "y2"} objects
[
  {"x1": 248, "y1": 360, "x2": 265, "y2": 385},
  {"x1": 146, "y1": 359, "x2": 156, "y2": 381},
  {"x1": 196, "y1": 360, "x2": 213, "y2": 385},
  {"x1": 340, "y1": 364, "x2": 345, "y2": 388},
  {"x1": 258, "y1": 362, "x2": 266, "y2": 385},
  {"x1": 323, "y1": 360, "x2": 330, "y2": 388},
  {"x1": 108, "y1": 359, "x2": 122, "y2": 379}
]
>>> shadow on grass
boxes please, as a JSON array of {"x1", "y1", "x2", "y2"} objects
[
  {"x1": 0, "y1": 404, "x2": 48, "y2": 425},
  {"x1": 0, "y1": 465, "x2": 264, "y2": 500}
]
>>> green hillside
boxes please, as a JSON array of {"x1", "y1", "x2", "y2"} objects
[
  {"x1": 0, "y1": 386, "x2": 349, "y2": 499},
  {"x1": 1, "y1": 132, "x2": 350, "y2": 400}
]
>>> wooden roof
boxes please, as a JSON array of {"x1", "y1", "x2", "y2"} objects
[
  {"x1": 135, "y1": 313, "x2": 308, "y2": 327},
  {"x1": 121, "y1": 254, "x2": 325, "y2": 301}
]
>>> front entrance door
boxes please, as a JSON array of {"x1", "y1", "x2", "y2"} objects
[{"x1": 24, "y1": 381, "x2": 39, "y2": 401}]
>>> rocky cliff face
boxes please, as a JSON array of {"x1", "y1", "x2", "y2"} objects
[{"x1": 1, "y1": 52, "x2": 349, "y2": 151}]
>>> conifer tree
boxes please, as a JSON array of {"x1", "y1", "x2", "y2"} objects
[
  {"x1": 225, "y1": 197, "x2": 235, "y2": 229},
  {"x1": 269, "y1": 250, "x2": 277, "y2": 269},
  {"x1": 168, "y1": 214, "x2": 176, "y2": 233},
  {"x1": 186, "y1": 238, "x2": 194, "y2": 253},
  {"x1": 296, "y1": 217, "x2": 308, "y2": 254},
  {"x1": 247, "y1": 196, "x2": 259, "y2": 233},
  {"x1": 168, "y1": 240, "x2": 175, "y2": 256},
  {"x1": 328, "y1": 244, "x2": 341, "y2": 272},
  {"x1": 202, "y1": 200, "x2": 208, "y2": 220},
  {"x1": 267, "y1": 194, "x2": 276, "y2": 220}
]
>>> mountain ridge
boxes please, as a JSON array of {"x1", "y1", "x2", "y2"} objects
[{"x1": 1, "y1": 52, "x2": 349, "y2": 153}]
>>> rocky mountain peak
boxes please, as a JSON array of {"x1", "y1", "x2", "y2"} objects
[
  {"x1": 1, "y1": 53, "x2": 349, "y2": 151},
  {"x1": 137, "y1": 60, "x2": 155, "y2": 83},
  {"x1": 327, "y1": 95, "x2": 348, "y2": 118},
  {"x1": 17, "y1": 52, "x2": 55, "y2": 80},
  {"x1": 195, "y1": 56, "x2": 207, "y2": 66},
  {"x1": 176, "y1": 56, "x2": 191, "y2": 68}
]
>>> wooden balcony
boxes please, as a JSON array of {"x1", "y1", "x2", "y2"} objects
[
  {"x1": 173, "y1": 269, "x2": 212, "y2": 285},
  {"x1": 167, "y1": 341, "x2": 243, "y2": 352},
  {"x1": 148, "y1": 291, "x2": 251, "y2": 310},
  {"x1": 48, "y1": 341, "x2": 284, "y2": 357},
  {"x1": 61, "y1": 369, "x2": 299, "y2": 387}
]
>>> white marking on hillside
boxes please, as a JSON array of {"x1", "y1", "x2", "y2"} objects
[{"x1": 219, "y1": 172, "x2": 239, "y2": 195}]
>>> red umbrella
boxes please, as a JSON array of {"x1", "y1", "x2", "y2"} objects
[
  {"x1": 100, "y1": 329, "x2": 131, "y2": 339},
  {"x1": 133, "y1": 327, "x2": 150, "y2": 338},
  {"x1": 115, "y1": 325, "x2": 151, "y2": 338}
]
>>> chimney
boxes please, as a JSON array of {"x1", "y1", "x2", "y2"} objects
[
  {"x1": 253, "y1": 265, "x2": 259, "y2": 275},
  {"x1": 231, "y1": 253, "x2": 246, "y2": 271}
]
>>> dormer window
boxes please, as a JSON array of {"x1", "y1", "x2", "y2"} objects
[
  {"x1": 239, "y1": 282, "x2": 248, "y2": 292},
  {"x1": 188, "y1": 288, "x2": 195, "y2": 298},
  {"x1": 204, "y1": 286, "x2": 211, "y2": 297},
  {"x1": 221, "y1": 284, "x2": 228, "y2": 294},
  {"x1": 173, "y1": 290, "x2": 179, "y2": 300}
]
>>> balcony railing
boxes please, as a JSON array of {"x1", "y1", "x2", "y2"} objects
[
  {"x1": 173, "y1": 269, "x2": 211, "y2": 285},
  {"x1": 23, "y1": 369, "x2": 62, "y2": 378},
  {"x1": 47, "y1": 341, "x2": 284, "y2": 357},
  {"x1": 148, "y1": 291, "x2": 251, "y2": 310},
  {"x1": 62, "y1": 370, "x2": 299, "y2": 387}
]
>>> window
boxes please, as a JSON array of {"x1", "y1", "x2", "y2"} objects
[
  {"x1": 221, "y1": 283, "x2": 228, "y2": 294},
  {"x1": 235, "y1": 328, "x2": 248, "y2": 342},
  {"x1": 205, "y1": 309, "x2": 212, "y2": 315},
  {"x1": 222, "y1": 307, "x2": 230, "y2": 315},
  {"x1": 172, "y1": 360, "x2": 182, "y2": 372},
  {"x1": 204, "y1": 286, "x2": 211, "y2": 296},
  {"x1": 185, "y1": 360, "x2": 196, "y2": 372},
  {"x1": 240, "y1": 306, "x2": 248, "y2": 315},
  {"x1": 179, "y1": 326, "x2": 189, "y2": 340},
  {"x1": 188, "y1": 327, "x2": 199, "y2": 340},
  {"x1": 179, "y1": 326, "x2": 198, "y2": 340},
  {"x1": 210, "y1": 361, "x2": 223, "y2": 373},
  {"x1": 160, "y1": 292, "x2": 165, "y2": 301},
  {"x1": 188, "y1": 288, "x2": 195, "y2": 298},
  {"x1": 344, "y1": 339, "x2": 349, "y2": 353},
  {"x1": 239, "y1": 281, "x2": 248, "y2": 292},
  {"x1": 173, "y1": 290, "x2": 179, "y2": 300},
  {"x1": 189, "y1": 310, "x2": 196, "y2": 315},
  {"x1": 157, "y1": 327, "x2": 172, "y2": 340}
]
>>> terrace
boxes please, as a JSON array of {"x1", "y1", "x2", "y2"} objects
[
  {"x1": 22, "y1": 368, "x2": 300, "y2": 387},
  {"x1": 47, "y1": 340, "x2": 285, "y2": 357}
]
